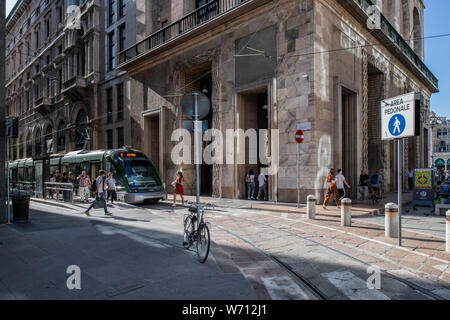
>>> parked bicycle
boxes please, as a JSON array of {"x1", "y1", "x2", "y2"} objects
[{"x1": 183, "y1": 201, "x2": 212, "y2": 263}]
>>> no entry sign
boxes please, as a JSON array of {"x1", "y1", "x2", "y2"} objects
[{"x1": 295, "y1": 130, "x2": 304, "y2": 144}]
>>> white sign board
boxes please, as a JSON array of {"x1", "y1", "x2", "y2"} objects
[{"x1": 381, "y1": 92, "x2": 418, "y2": 140}]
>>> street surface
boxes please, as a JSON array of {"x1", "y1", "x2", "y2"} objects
[{"x1": 0, "y1": 195, "x2": 449, "y2": 300}]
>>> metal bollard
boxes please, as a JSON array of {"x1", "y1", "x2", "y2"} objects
[
  {"x1": 306, "y1": 195, "x2": 316, "y2": 220},
  {"x1": 341, "y1": 198, "x2": 352, "y2": 227},
  {"x1": 446, "y1": 210, "x2": 450, "y2": 253},
  {"x1": 385, "y1": 203, "x2": 399, "y2": 238}
]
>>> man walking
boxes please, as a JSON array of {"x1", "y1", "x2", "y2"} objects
[
  {"x1": 407, "y1": 168, "x2": 414, "y2": 191},
  {"x1": 323, "y1": 168, "x2": 340, "y2": 210},
  {"x1": 77, "y1": 171, "x2": 91, "y2": 203},
  {"x1": 359, "y1": 170, "x2": 370, "y2": 200},
  {"x1": 257, "y1": 169, "x2": 267, "y2": 201},
  {"x1": 84, "y1": 170, "x2": 112, "y2": 216},
  {"x1": 106, "y1": 172, "x2": 117, "y2": 205},
  {"x1": 335, "y1": 169, "x2": 351, "y2": 200}
]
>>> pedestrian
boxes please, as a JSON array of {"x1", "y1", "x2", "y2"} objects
[
  {"x1": 77, "y1": 171, "x2": 91, "y2": 203},
  {"x1": 335, "y1": 169, "x2": 351, "y2": 200},
  {"x1": 84, "y1": 170, "x2": 112, "y2": 216},
  {"x1": 370, "y1": 170, "x2": 383, "y2": 200},
  {"x1": 257, "y1": 169, "x2": 267, "y2": 201},
  {"x1": 106, "y1": 172, "x2": 117, "y2": 205},
  {"x1": 407, "y1": 168, "x2": 414, "y2": 191},
  {"x1": 323, "y1": 168, "x2": 340, "y2": 209},
  {"x1": 245, "y1": 169, "x2": 256, "y2": 200},
  {"x1": 172, "y1": 171, "x2": 185, "y2": 207},
  {"x1": 358, "y1": 170, "x2": 370, "y2": 200}
]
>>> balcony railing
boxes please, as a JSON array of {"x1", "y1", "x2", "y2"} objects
[
  {"x1": 118, "y1": 0, "x2": 251, "y2": 65},
  {"x1": 344, "y1": 0, "x2": 438, "y2": 90}
]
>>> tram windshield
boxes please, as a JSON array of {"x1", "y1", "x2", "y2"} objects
[{"x1": 118, "y1": 156, "x2": 161, "y2": 188}]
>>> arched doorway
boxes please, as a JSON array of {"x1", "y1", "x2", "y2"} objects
[
  {"x1": 26, "y1": 132, "x2": 32, "y2": 157},
  {"x1": 35, "y1": 128, "x2": 42, "y2": 156},
  {"x1": 75, "y1": 109, "x2": 87, "y2": 150}
]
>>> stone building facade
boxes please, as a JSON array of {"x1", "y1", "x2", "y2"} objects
[
  {"x1": 6, "y1": 0, "x2": 438, "y2": 203},
  {"x1": 117, "y1": 0, "x2": 437, "y2": 202},
  {"x1": 5, "y1": 0, "x2": 138, "y2": 161}
]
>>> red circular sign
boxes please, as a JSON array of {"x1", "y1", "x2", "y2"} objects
[{"x1": 295, "y1": 130, "x2": 304, "y2": 144}]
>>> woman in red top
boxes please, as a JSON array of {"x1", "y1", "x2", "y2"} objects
[{"x1": 172, "y1": 171, "x2": 185, "y2": 207}]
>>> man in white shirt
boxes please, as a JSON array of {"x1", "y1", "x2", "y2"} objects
[
  {"x1": 335, "y1": 169, "x2": 350, "y2": 200},
  {"x1": 257, "y1": 170, "x2": 267, "y2": 201}
]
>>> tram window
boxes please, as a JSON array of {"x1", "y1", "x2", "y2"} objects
[
  {"x1": 18, "y1": 168, "x2": 24, "y2": 181},
  {"x1": 50, "y1": 165, "x2": 60, "y2": 175},
  {"x1": 106, "y1": 160, "x2": 124, "y2": 187},
  {"x1": 62, "y1": 165, "x2": 69, "y2": 175},
  {"x1": 80, "y1": 162, "x2": 90, "y2": 177}
]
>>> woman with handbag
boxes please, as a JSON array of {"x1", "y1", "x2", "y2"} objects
[{"x1": 172, "y1": 171, "x2": 185, "y2": 207}]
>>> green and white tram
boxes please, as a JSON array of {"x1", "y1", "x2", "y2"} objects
[{"x1": 9, "y1": 148, "x2": 167, "y2": 204}]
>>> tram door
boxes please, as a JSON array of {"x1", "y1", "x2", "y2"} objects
[{"x1": 34, "y1": 160, "x2": 44, "y2": 198}]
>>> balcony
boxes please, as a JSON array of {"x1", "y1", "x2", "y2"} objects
[
  {"x1": 34, "y1": 96, "x2": 53, "y2": 114},
  {"x1": 62, "y1": 76, "x2": 88, "y2": 100},
  {"x1": 336, "y1": 0, "x2": 438, "y2": 93},
  {"x1": 118, "y1": 0, "x2": 269, "y2": 71}
]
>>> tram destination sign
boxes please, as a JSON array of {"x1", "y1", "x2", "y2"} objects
[{"x1": 381, "y1": 92, "x2": 421, "y2": 140}]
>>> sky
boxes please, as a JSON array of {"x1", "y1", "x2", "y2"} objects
[{"x1": 4, "y1": 0, "x2": 450, "y2": 118}]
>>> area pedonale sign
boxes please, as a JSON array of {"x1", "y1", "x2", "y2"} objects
[{"x1": 381, "y1": 92, "x2": 421, "y2": 141}]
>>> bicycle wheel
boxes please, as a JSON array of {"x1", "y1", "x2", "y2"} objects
[
  {"x1": 183, "y1": 215, "x2": 195, "y2": 249},
  {"x1": 196, "y1": 223, "x2": 210, "y2": 263}
]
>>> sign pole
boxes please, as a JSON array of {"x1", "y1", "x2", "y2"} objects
[
  {"x1": 192, "y1": 93, "x2": 201, "y2": 212},
  {"x1": 297, "y1": 143, "x2": 300, "y2": 208},
  {"x1": 398, "y1": 138, "x2": 403, "y2": 246}
]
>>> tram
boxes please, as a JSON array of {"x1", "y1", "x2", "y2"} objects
[{"x1": 8, "y1": 148, "x2": 167, "y2": 204}]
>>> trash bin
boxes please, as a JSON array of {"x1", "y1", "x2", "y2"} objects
[{"x1": 11, "y1": 192, "x2": 30, "y2": 222}]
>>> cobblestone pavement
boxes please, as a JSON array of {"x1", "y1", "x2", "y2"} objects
[{"x1": 0, "y1": 201, "x2": 315, "y2": 300}]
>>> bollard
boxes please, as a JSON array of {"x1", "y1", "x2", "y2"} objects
[
  {"x1": 341, "y1": 198, "x2": 352, "y2": 227},
  {"x1": 306, "y1": 195, "x2": 316, "y2": 220},
  {"x1": 446, "y1": 210, "x2": 450, "y2": 253},
  {"x1": 385, "y1": 203, "x2": 399, "y2": 238}
]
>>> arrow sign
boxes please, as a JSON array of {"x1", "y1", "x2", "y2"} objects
[{"x1": 295, "y1": 130, "x2": 304, "y2": 144}]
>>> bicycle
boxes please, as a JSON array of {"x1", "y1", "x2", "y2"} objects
[{"x1": 183, "y1": 201, "x2": 212, "y2": 263}]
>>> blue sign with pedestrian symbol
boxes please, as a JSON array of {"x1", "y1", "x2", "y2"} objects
[{"x1": 388, "y1": 114, "x2": 406, "y2": 137}]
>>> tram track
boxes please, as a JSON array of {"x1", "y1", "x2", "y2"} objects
[{"x1": 205, "y1": 207, "x2": 448, "y2": 300}]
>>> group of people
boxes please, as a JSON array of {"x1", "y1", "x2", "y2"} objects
[
  {"x1": 84, "y1": 170, "x2": 117, "y2": 216},
  {"x1": 245, "y1": 169, "x2": 268, "y2": 201},
  {"x1": 322, "y1": 168, "x2": 384, "y2": 209}
]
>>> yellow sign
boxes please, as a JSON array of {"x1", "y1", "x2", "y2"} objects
[{"x1": 414, "y1": 170, "x2": 431, "y2": 189}]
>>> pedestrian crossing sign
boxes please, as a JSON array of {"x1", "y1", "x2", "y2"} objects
[{"x1": 381, "y1": 92, "x2": 420, "y2": 140}]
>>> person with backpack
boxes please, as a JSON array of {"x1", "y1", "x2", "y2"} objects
[
  {"x1": 245, "y1": 169, "x2": 255, "y2": 200},
  {"x1": 84, "y1": 170, "x2": 112, "y2": 216},
  {"x1": 370, "y1": 170, "x2": 383, "y2": 200}
]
